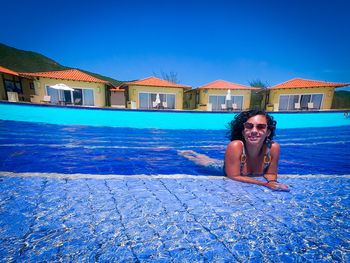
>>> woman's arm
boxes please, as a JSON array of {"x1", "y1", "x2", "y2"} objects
[
  {"x1": 263, "y1": 142, "x2": 289, "y2": 191},
  {"x1": 263, "y1": 141, "x2": 279, "y2": 182},
  {"x1": 224, "y1": 141, "x2": 268, "y2": 186}
]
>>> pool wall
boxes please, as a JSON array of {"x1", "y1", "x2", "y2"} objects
[{"x1": 0, "y1": 101, "x2": 349, "y2": 130}]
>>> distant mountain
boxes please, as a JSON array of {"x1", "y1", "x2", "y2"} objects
[{"x1": 0, "y1": 43, "x2": 124, "y2": 86}]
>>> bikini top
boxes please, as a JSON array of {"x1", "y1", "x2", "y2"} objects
[{"x1": 240, "y1": 140, "x2": 272, "y2": 176}]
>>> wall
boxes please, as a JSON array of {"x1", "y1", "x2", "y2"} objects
[
  {"x1": 111, "y1": 91, "x2": 126, "y2": 108},
  {"x1": 199, "y1": 89, "x2": 252, "y2": 110},
  {"x1": 268, "y1": 87, "x2": 335, "y2": 110},
  {"x1": 32, "y1": 77, "x2": 106, "y2": 107},
  {"x1": 21, "y1": 78, "x2": 35, "y2": 101},
  {"x1": 128, "y1": 85, "x2": 185, "y2": 109}
]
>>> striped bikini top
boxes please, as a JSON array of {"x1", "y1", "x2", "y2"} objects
[{"x1": 240, "y1": 140, "x2": 272, "y2": 176}]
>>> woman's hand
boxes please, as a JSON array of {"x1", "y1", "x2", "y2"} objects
[{"x1": 265, "y1": 181, "x2": 290, "y2": 191}]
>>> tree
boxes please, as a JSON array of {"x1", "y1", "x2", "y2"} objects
[
  {"x1": 249, "y1": 79, "x2": 269, "y2": 88},
  {"x1": 153, "y1": 70, "x2": 179, "y2": 84},
  {"x1": 332, "y1": 91, "x2": 350, "y2": 109},
  {"x1": 249, "y1": 79, "x2": 269, "y2": 109}
]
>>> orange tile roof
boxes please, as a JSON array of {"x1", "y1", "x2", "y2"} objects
[
  {"x1": 0, "y1": 65, "x2": 19, "y2": 76},
  {"x1": 110, "y1": 88, "x2": 125, "y2": 92},
  {"x1": 124, "y1": 76, "x2": 191, "y2": 88},
  {"x1": 198, "y1": 80, "x2": 260, "y2": 90},
  {"x1": 268, "y1": 78, "x2": 350, "y2": 90},
  {"x1": 21, "y1": 69, "x2": 110, "y2": 84}
]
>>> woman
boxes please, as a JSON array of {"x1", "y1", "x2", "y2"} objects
[
  {"x1": 225, "y1": 109, "x2": 289, "y2": 191},
  {"x1": 178, "y1": 109, "x2": 289, "y2": 191}
]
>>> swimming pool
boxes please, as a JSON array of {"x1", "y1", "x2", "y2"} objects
[{"x1": 0, "y1": 102, "x2": 349, "y2": 262}]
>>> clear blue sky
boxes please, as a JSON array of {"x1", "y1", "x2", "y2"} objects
[{"x1": 1, "y1": 0, "x2": 349, "y2": 89}]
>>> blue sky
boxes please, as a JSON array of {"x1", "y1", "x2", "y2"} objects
[{"x1": 1, "y1": 0, "x2": 349, "y2": 89}]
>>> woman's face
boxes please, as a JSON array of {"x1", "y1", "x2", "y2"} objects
[{"x1": 242, "y1": 115, "x2": 271, "y2": 145}]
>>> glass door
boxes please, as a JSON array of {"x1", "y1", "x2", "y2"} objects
[
  {"x1": 311, "y1": 94, "x2": 323, "y2": 109},
  {"x1": 73, "y1": 89, "x2": 83, "y2": 105},
  {"x1": 139, "y1": 93, "x2": 150, "y2": 109},
  {"x1": 279, "y1": 94, "x2": 323, "y2": 110},
  {"x1": 232, "y1": 96, "x2": 243, "y2": 109}
]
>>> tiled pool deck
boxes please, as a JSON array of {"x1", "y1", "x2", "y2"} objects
[{"x1": 1, "y1": 172, "x2": 349, "y2": 262}]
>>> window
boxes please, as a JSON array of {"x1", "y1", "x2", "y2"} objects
[
  {"x1": 83, "y1": 89, "x2": 94, "y2": 106},
  {"x1": 279, "y1": 94, "x2": 300, "y2": 110},
  {"x1": 209, "y1": 95, "x2": 243, "y2": 110},
  {"x1": 4, "y1": 80, "x2": 22, "y2": 93},
  {"x1": 73, "y1": 89, "x2": 83, "y2": 105},
  {"x1": 278, "y1": 94, "x2": 323, "y2": 110},
  {"x1": 229, "y1": 95, "x2": 243, "y2": 109},
  {"x1": 139, "y1": 93, "x2": 150, "y2": 109},
  {"x1": 311, "y1": 94, "x2": 323, "y2": 109},
  {"x1": 139, "y1": 92, "x2": 176, "y2": 109},
  {"x1": 46, "y1": 86, "x2": 94, "y2": 106},
  {"x1": 278, "y1": 95, "x2": 290, "y2": 110},
  {"x1": 47, "y1": 86, "x2": 60, "y2": 104},
  {"x1": 300, "y1": 95, "x2": 311, "y2": 109},
  {"x1": 167, "y1": 94, "x2": 176, "y2": 109},
  {"x1": 63, "y1": 90, "x2": 72, "y2": 104}
]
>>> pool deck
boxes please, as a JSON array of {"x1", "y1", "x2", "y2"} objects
[{"x1": 0, "y1": 172, "x2": 349, "y2": 262}]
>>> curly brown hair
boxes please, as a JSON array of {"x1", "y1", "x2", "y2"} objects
[{"x1": 227, "y1": 109, "x2": 276, "y2": 142}]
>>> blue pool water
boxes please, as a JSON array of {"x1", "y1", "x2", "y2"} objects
[
  {"x1": 0, "y1": 102, "x2": 350, "y2": 262},
  {"x1": 0, "y1": 120, "x2": 349, "y2": 176}
]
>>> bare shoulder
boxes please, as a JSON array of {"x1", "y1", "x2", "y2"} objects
[
  {"x1": 270, "y1": 141, "x2": 280, "y2": 156},
  {"x1": 225, "y1": 140, "x2": 244, "y2": 158},
  {"x1": 270, "y1": 141, "x2": 280, "y2": 150},
  {"x1": 227, "y1": 140, "x2": 244, "y2": 151}
]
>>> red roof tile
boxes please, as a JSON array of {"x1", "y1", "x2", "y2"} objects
[
  {"x1": 268, "y1": 78, "x2": 350, "y2": 90},
  {"x1": 110, "y1": 88, "x2": 125, "y2": 92},
  {"x1": 0, "y1": 65, "x2": 19, "y2": 76},
  {"x1": 198, "y1": 80, "x2": 259, "y2": 90},
  {"x1": 125, "y1": 76, "x2": 191, "y2": 88},
  {"x1": 21, "y1": 69, "x2": 110, "y2": 84}
]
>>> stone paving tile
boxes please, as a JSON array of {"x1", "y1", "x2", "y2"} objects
[{"x1": 0, "y1": 175, "x2": 349, "y2": 262}]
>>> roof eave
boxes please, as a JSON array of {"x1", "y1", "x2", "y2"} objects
[
  {"x1": 198, "y1": 87, "x2": 259, "y2": 90},
  {"x1": 124, "y1": 83, "x2": 191, "y2": 89},
  {"x1": 268, "y1": 84, "x2": 350, "y2": 90},
  {"x1": 21, "y1": 73, "x2": 110, "y2": 85}
]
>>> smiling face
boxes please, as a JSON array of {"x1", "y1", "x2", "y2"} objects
[{"x1": 242, "y1": 115, "x2": 271, "y2": 145}]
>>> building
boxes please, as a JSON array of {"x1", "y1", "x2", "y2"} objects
[
  {"x1": 21, "y1": 69, "x2": 115, "y2": 107},
  {"x1": 0, "y1": 65, "x2": 34, "y2": 102},
  {"x1": 184, "y1": 80, "x2": 260, "y2": 111},
  {"x1": 119, "y1": 77, "x2": 191, "y2": 110},
  {"x1": 265, "y1": 78, "x2": 350, "y2": 111}
]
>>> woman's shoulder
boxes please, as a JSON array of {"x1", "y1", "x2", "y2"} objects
[
  {"x1": 227, "y1": 140, "x2": 244, "y2": 148},
  {"x1": 270, "y1": 141, "x2": 280, "y2": 149},
  {"x1": 269, "y1": 141, "x2": 280, "y2": 154},
  {"x1": 226, "y1": 140, "x2": 244, "y2": 154},
  {"x1": 225, "y1": 140, "x2": 244, "y2": 160}
]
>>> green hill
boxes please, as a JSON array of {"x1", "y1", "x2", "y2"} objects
[{"x1": 0, "y1": 43, "x2": 124, "y2": 86}]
